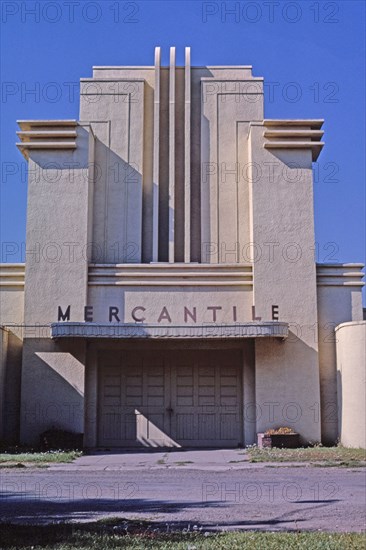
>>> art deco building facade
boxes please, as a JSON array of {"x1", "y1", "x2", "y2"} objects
[{"x1": 0, "y1": 48, "x2": 365, "y2": 448}]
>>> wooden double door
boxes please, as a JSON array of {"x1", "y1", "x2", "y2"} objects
[{"x1": 98, "y1": 348, "x2": 243, "y2": 448}]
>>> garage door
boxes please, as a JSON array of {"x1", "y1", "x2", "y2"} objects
[{"x1": 98, "y1": 349, "x2": 243, "y2": 448}]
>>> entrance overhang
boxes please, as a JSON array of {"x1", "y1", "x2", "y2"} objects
[{"x1": 51, "y1": 322, "x2": 288, "y2": 339}]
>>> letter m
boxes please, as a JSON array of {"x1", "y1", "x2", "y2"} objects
[{"x1": 58, "y1": 305, "x2": 71, "y2": 321}]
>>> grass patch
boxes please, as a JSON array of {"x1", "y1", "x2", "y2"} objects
[
  {"x1": 174, "y1": 460, "x2": 194, "y2": 466},
  {"x1": 0, "y1": 450, "x2": 81, "y2": 467},
  {"x1": 0, "y1": 522, "x2": 364, "y2": 549},
  {"x1": 247, "y1": 445, "x2": 366, "y2": 466},
  {"x1": 312, "y1": 460, "x2": 366, "y2": 468}
]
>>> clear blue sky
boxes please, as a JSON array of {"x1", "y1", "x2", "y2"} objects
[{"x1": 1, "y1": 0, "x2": 365, "y2": 300}]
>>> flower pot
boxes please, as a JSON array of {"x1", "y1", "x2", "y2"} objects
[{"x1": 257, "y1": 432, "x2": 300, "y2": 449}]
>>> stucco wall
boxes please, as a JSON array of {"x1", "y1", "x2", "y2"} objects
[
  {"x1": 0, "y1": 328, "x2": 9, "y2": 441},
  {"x1": 18, "y1": 127, "x2": 94, "y2": 445},
  {"x1": 336, "y1": 321, "x2": 366, "y2": 448},
  {"x1": 20, "y1": 338, "x2": 86, "y2": 445},
  {"x1": 0, "y1": 265, "x2": 25, "y2": 443},
  {"x1": 249, "y1": 132, "x2": 321, "y2": 444},
  {"x1": 317, "y1": 266, "x2": 364, "y2": 444}
]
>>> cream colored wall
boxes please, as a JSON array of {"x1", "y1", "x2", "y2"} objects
[
  {"x1": 24, "y1": 132, "x2": 93, "y2": 325},
  {"x1": 317, "y1": 264, "x2": 364, "y2": 444},
  {"x1": 242, "y1": 339, "x2": 256, "y2": 445},
  {"x1": 20, "y1": 338, "x2": 85, "y2": 444},
  {"x1": 0, "y1": 261, "x2": 85, "y2": 446},
  {"x1": 86, "y1": 263, "x2": 253, "y2": 324},
  {"x1": 88, "y1": 286, "x2": 253, "y2": 326},
  {"x1": 80, "y1": 80, "x2": 145, "y2": 263},
  {"x1": 0, "y1": 264, "x2": 25, "y2": 442},
  {"x1": 336, "y1": 321, "x2": 366, "y2": 448},
  {"x1": 0, "y1": 328, "x2": 8, "y2": 440},
  {"x1": 18, "y1": 126, "x2": 95, "y2": 444},
  {"x1": 0, "y1": 290, "x2": 24, "y2": 330},
  {"x1": 0, "y1": 264, "x2": 25, "y2": 324},
  {"x1": 249, "y1": 129, "x2": 321, "y2": 443},
  {"x1": 200, "y1": 75, "x2": 263, "y2": 263},
  {"x1": 83, "y1": 64, "x2": 262, "y2": 264}
]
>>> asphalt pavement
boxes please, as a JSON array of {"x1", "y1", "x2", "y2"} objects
[{"x1": 0, "y1": 450, "x2": 365, "y2": 532}]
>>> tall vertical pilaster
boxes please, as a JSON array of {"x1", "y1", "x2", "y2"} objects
[
  {"x1": 169, "y1": 47, "x2": 176, "y2": 262},
  {"x1": 152, "y1": 47, "x2": 161, "y2": 262},
  {"x1": 184, "y1": 47, "x2": 191, "y2": 263}
]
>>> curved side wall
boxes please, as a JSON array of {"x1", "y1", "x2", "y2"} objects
[{"x1": 336, "y1": 321, "x2": 366, "y2": 448}]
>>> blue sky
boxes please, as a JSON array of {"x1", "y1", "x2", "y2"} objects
[{"x1": 1, "y1": 0, "x2": 365, "y2": 299}]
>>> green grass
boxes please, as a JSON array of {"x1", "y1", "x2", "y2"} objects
[
  {"x1": 0, "y1": 522, "x2": 364, "y2": 549},
  {"x1": 247, "y1": 445, "x2": 366, "y2": 466},
  {"x1": 0, "y1": 450, "x2": 81, "y2": 467}
]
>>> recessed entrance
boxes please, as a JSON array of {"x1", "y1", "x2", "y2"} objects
[{"x1": 98, "y1": 349, "x2": 243, "y2": 448}]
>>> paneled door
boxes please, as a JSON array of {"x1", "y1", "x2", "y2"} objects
[
  {"x1": 170, "y1": 350, "x2": 243, "y2": 447},
  {"x1": 98, "y1": 349, "x2": 242, "y2": 448}
]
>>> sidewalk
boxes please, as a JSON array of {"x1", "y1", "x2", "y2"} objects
[{"x1": 49, "y1": 448, "x2": 251, "y2": 471}]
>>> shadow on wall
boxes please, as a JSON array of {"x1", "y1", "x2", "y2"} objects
[
  {"x1": 255, "y1": 331, "x2": 324, "y2": 445},
  {"x1": 91, "y1": 133, "x2": 180, "y2": 264},
  {"x1": 1, "y1": 330, "x2": 22, "y2": 445},
  {"x1": 27, "y1": 126, "x2": 144, "y2": 264},
  {"x1": 20, "y1": 338, "x2": 85, "y2": 446}
]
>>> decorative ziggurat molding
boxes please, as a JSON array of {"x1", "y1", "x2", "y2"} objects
[
  {"x1": 0, "y1": 264, "x2": 25, "y2": 287},
  {"x1": 0, "y1": 263, "x2": 364, "y2": 289},
  {"x1": 88, "y1": 263, "x2": 253, "y2": 286},
  {"x1": 16, "y1": 120, "x2": 78, "y2": 160},
  {"x1": 263, "y1": 119, "x2": 325, "y2": 161},
  {"x1": 316, "y1": 263, "x2": 365, "y2": 287}
]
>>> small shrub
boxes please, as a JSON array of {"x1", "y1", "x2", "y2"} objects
[
  {"x1": 40, "y1": 429, "x2": 83, "y2": 451},
  {"x1": 264, "y1": 427, "x2": 297, "y2": 435}
]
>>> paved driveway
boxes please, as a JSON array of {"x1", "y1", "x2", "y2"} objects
[{"x1": 0, "y1": 450, "x2": 365, "y2": 532}]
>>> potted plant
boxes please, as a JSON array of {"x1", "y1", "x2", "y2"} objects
[{"x1": 257, "y1": 427, "x2": 300, "y2": 449}]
